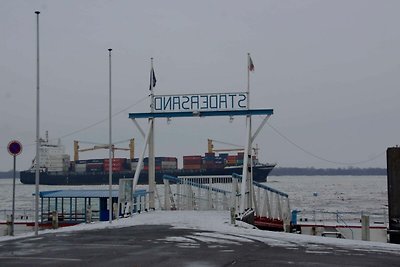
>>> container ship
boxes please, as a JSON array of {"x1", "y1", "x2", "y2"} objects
[{"x1": 20, "y1": 134, "x2": 275, "y2": 186}]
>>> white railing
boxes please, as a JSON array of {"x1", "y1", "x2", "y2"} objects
[
  {"x1": 230, "y1": 173, "x2": 290, "y2": 223},
  {"x1": 163, "y1": 175, "x2": 232, "y2": 211},
  {"x1": 162, "y1": 173, "x2": 290, "y2": 224}
]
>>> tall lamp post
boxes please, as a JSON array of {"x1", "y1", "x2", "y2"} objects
[
  {"x1": 108, "y1": 48, "x2": 113, "y2": 223},
  {"x1": 34, "y1": 10, "x2": 40, "y2": 236}
]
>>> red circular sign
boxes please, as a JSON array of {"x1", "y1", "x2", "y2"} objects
[{"x1": 7, "y1": 140, "x2": 23, "y2": 156}]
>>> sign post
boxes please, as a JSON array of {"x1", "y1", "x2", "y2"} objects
[{"x1": 7, "y1": 140, "x2": 22, "y2": 236}]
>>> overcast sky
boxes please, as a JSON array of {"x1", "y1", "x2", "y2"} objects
[{"x1": 1, "y1": 0, "x2": 399, "y2": 171}]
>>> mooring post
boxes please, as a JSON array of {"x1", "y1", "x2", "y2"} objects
[
  {"x1": 387, "y1": 147, "x2": 400, "y2": 244},
  {"x1": 52, "y1": 211, "x2": 58, "y2": 229},
  {"x1": 361, "y1": 215, "x2": 370, "y2": 241}
]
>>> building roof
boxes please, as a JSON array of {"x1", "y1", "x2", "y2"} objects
[{"x1": 39, "y1": 189, "x2": 147, "y2": 198}]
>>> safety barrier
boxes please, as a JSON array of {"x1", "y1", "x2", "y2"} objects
[{"x1": 162, "y1": 173, "x2": 290, "y2": 231}]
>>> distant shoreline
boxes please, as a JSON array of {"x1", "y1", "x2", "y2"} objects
[
  {"x1": 269, "y1": 167, "x2": 386, "y2": 176},
  {"x1": 0, "y1": 167, "x2": 387, "y2": 178}
]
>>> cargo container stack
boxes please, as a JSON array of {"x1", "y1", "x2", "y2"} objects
[
  {"x1": 214, "y1": 156, "x2": 225, "y2": 169},
  {"x1": 237, "y1": 152, "x2": 244, "y2": 165},
  {"x1": 75, "y1": 160, "x2": 87, "y2": 173},
  {"x1": 142, "y1": 157, "x2": 178, "y2": 171},
  {"x1": 203, "y1": 152, "x2": 216, "y2": 169},
  {"x1": 226, "y1": 155, "x2": 238, "y2": 166},
  {"x1": 183, "y1": 156, "x2": 202, "y2": 170},
  {"x1": 104, "y1": 158, "x2": 126, "y2": 172},
  {"x1": 160, "y1": 157, "x2": 178, "y2": 170},
  {"x1": 86, "y1": 159, "x2": 104, "y2": 172}
]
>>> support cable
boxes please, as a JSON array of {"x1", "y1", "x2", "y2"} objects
[{"x1": 266, "y1": 121, "x2": 385, "y2": 166}]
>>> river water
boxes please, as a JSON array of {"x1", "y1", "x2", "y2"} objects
[{"x1": 0, "y1": 175, "x2": 387, "y2": 215}]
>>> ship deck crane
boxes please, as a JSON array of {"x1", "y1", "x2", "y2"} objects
[{"x1": 73, "y1": 139, "x2": 135, "y2": 161}]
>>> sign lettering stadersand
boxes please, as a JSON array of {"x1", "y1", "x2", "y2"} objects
[{"x1": 153, "y1": 92, "x2": 248, "y2": 112}]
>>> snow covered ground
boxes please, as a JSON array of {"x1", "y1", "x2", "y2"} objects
[{"x1": 1, "y1": 210, "x2": 399, "y2": 255}]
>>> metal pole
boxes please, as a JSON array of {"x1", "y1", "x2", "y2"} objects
[
  {"x1": 108, "y1": 48, "x2": 113, "y2": 223},
  {"x1": 34, "y1": 10, "x2": 40, "y2": 236},
  {"x1": 149, "y1": 58, "x2": 155, "y2": 209},
  {"x1": 239, "y1": 53, "x2": 252, "y2": 215},
  {"x1": 132, "y1": 120, "x2": 153, "y2": 195},
  {"x1": 247, "y1": 53, "x2": 254, "y2": 209},
  {"x1": 11, "y1": 155, "x2": 16, "y2": 236}
]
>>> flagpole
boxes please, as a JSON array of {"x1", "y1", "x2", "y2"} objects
[
  {"x1": 247, "y1": 53, "x2": 251, "y2": 106},
  {"x1": 149, "y1": 58, "x2": 155, "y2": 209},
  {"x1": 34, "y1": 10, "x2": 40, "y2": 236},
  {"x1": 108, "y1": 48, "x2": 113, "y2": 223},
  {"x1": 248, "y1": 53, "x2": 254, "y2": 209}
]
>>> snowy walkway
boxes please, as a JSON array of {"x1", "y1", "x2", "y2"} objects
[{"x1": 1, "y1": 211, "x2": 399, "y2": 266}]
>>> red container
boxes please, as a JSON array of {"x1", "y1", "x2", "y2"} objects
[
  {"x1": 226, "y1": 155, "x2": 237, "y2": 164},
  {"x1": 183, "y1": 155, "x2": 202, "y2": 161},
  {"x1": 104, "y1": 159, "x2": 123, "y2": 172},
  {"x1": 104, "y1": 162, "x2": 122, "y2": 167},
  {"x1": 104, "y1": 158, "x2": 126, "y2": 164},
  {"x1": 160, "y1": 157, "x2": 177, "y2": 162}
]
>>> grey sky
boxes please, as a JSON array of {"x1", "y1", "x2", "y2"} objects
[{"x1": 1, "y1": 0, "x2": 399, "y2": 171}]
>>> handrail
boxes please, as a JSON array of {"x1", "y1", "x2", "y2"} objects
[
  {"x1": 335, "y1": 211, "x2": 354, "y2": 239},
  {"x1": 232, "y1": 173, "x2": 289, "y2": 197},
  {"x1": 163, "y1": 175, "x2": 230, "y2": 194}
]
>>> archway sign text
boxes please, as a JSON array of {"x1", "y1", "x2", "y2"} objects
[{"x1": 153, "y1": 92, "x2": 248, "y2": 112}]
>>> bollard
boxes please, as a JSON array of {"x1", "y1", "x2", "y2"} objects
[
  {"x1": 86, "y1": 205, "x2": 92, "y2": 223},
  {"x1": 6, "y1": 214, "x2": 12, "y2": 236},
  {"x1": 230, "y1": 207, "x2": 236, "y2": 225},
  {"x1": 113, "y1": 203, "x2": 118, "y2": 220},
  {"x1": 361, "y1": 215, "x2": 370, "y2": 241},
  {"x1": 52, "y1": 211, "x2": 59, "y2": 229}
]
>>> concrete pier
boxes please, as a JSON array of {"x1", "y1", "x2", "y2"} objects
[{"x1": 1, "y1": 224, "x2": 400, "y2": 266}]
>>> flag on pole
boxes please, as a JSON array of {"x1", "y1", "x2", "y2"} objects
[
  {"x1": 149, "y1": 67, "x2": 156, "y2": 90},
  {"x1": 248, "y1": 55, "x2": 254, "y2": 72}
]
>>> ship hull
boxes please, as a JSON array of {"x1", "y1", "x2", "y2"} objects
[{"x1": 20, "y1": 165, "x2": 274, "y2": 185}]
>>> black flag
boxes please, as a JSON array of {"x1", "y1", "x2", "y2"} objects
[{"x1": 149, "y1": 67, "x2": 156, "y2": 90}]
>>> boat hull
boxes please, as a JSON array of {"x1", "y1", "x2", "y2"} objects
[{"x1": 20, "y1": 165, "x2": 274, "y2": 185}]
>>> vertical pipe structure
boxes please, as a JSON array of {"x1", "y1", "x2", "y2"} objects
[
  {"x1": 247, "y1": 53, "x2": 254, "y2": 210},
  {"x1": 239, "y1": 53, "x2": 253, "y2": 215},
  {"x1": 34, "y1": 10, "x2": 40, "y2": 236},
  {"x1": 11, "y1": 155, "x2": 16, "y2": 236},
  {"x1": 108, "y1": 48, "x2": 113, "y2": 223},
  {"x1": 149, "y1": 58, "x2": 155, "y2": 209},
  {"x1": 131, "y1": 120, "x2": 153, "y2": 195}
]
